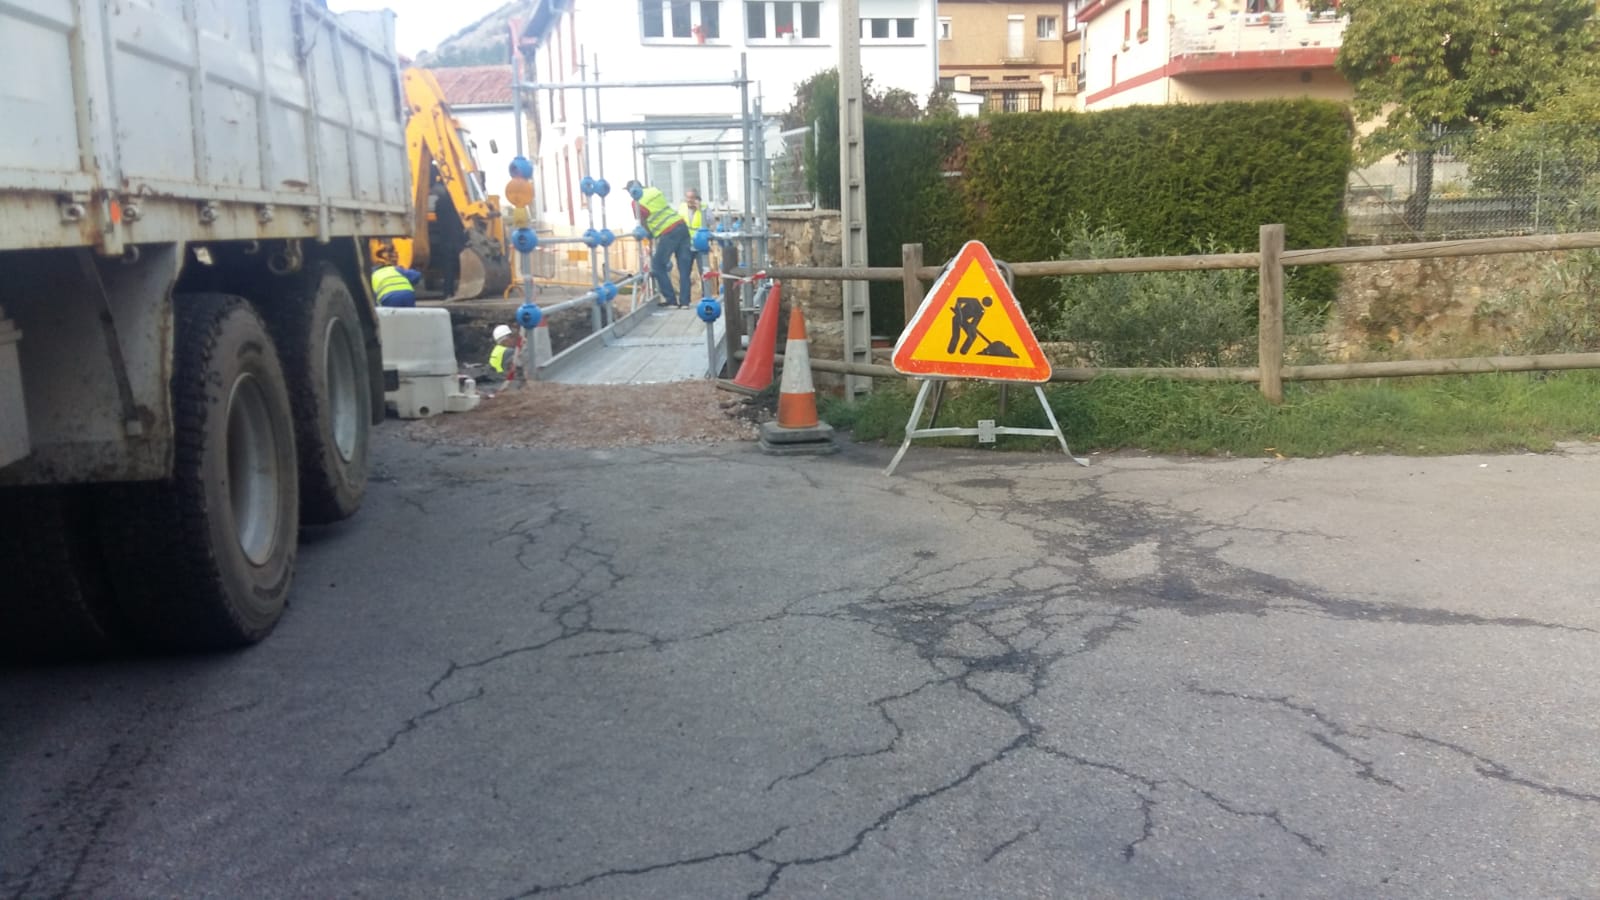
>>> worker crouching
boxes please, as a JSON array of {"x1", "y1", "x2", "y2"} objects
[
  {"x1": 488, "y1": 324, "x2": 519, "y2": 380},
  {"x1": 370, "y1": 247, "x2": 423, "y2": 307}
]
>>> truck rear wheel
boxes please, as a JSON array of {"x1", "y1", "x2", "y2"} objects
[
  {"x1": 99, "y1": 294, "x2": 298, "y2": 651},
  {"x1": 0, "y1": 488, "x2": 123, "y2": 660},
  {"x1": 265, "y1": 263, "x2": 371, "y2": 524}
]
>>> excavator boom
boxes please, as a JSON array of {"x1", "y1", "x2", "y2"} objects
[{"x1": 383, "y1": 66, "x2": 512, "y2": 299}]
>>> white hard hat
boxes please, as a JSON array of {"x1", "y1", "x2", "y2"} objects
[{"x1": 493, "y1": 324, "x2": 513, "y2": 341}]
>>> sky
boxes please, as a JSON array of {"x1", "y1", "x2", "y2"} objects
[{"x1": 326, "y1": 0, "x2": 512, "y2": 60}]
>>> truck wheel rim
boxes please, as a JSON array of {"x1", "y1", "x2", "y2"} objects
[
  {"x1": 324, "y1": 317, "x2": 360, "y2": 463},
  {"x1": 227, "y1": 373, "x2": 282, "y2": 567}
]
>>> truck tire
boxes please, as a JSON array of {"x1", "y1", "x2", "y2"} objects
[
  {"x1": 264, "y1": 263, "x2": 371, "y2": 524},
  {"x1": 0, "y1": 488, "x2": 123, "y2": 660},
  {"x1": 98, "y1": 294, "x2": 298, "y2": 651}
]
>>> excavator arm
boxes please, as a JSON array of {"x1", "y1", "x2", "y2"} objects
[{"x1": 388, "y1": 66, "x2": 511, "y2": 299}]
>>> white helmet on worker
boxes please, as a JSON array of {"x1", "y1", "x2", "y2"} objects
[{"x1": 493, "y1": 324, "x2": 513, "y2": 341}]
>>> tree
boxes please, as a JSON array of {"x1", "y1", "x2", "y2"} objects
[
  {"x1": 1336, "y1": 0, "x2": 1599, "y2": 232},
  {"x1": 784, "y1": 69, "x2": 935, "y2": 207}
]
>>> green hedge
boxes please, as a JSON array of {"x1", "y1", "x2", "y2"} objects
[{"x1": 842, "y1": 101, "x2": 1353, "y2": 335}]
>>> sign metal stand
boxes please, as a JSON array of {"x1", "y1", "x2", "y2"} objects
[{"x1": 884, "y1": 379, "x2": 1087, "y2": 476}]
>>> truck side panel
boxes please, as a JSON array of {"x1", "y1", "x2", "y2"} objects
[{"x1": 0, "y1": 0, "x2": 409, "y2": 255}]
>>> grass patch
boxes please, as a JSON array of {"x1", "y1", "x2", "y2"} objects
[{"x1": 819, "y1": 372, "x2": 1600, "y2": 457}]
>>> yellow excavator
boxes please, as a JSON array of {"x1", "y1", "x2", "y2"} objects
[{"x1": 374, "y1": 67, "x2": 512, "y2": 300}]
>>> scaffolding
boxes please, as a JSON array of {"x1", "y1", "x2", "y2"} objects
[{"x1": 514, "y1": 53, "x2": 783, "y2": 372}]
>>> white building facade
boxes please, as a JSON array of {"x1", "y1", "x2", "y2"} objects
[
  {"x1": 526, "y1": 0, "x2": 939, "y2": 233},
  {"x1": 1070, "y1": 0, "x2": 1348, "y2": 112}
]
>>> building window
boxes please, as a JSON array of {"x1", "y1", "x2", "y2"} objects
[
  {"x1": 938, "y1": 16, "x2": 951, "y2": 40},
  {"x1": 1246, "y1": 0, "x2": 1283, "y2": 11},
  {"x1": 1036, "y1": 16, "x2": 1057, "y2": 40},
  {"x1": 642, "y1": 0, "x2": 721, "y2": 40},
  {"x1": 938, "y1": 76, "x2": 954, "y2": 91},
  {"x1": 1123, "y1": 9, "x2": 1131, "y2": 41},
  {"x1": 1139, "y1": 0, "x2": 1149, "y2": 33},
  {"x1": 1111, "y1": 54, "x2": 1117, "y2": 85},
  {"x1": 747, "y1": 1, "x2": 821, "y2": 39},
  {"x1": 802, "y1": 3, "x2": 820, "y2": 38},
  {"x1": 861, "y1": 17, "x2": 916, "y2": 40}
]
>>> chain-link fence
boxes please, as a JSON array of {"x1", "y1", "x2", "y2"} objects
[
  {"x1": 1347, "y1": 125, "x2": 1600, "y2": 244},
  {"x1": 768, "y1": 125, "x2": 814, "y2": 210}
]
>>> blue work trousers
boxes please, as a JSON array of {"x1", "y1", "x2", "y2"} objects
[{"x1": 652, "y1": 225, "x2": 694, "y2": 307}]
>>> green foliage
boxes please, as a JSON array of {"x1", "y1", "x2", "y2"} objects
[
  {"x1": 821, "y1": 373, "x2": 1600, "y2": 457},
  {"x1": 1476, "y1": 250, "x2": 1600, "y2": 354},
  {"x1": 862, "y1": 118, "x2": 968, "y2": 335},
  {"x1": 791, "y1": 91, "x2": 1348, "y2": 340},
  {"x1": 957, "y1": 101, "x2": 1350, "y2": 325},
  {"x1": 787, "y1": 69, "x2": 938, "y2": 211},
  {"x1": 1337, "y1": 0, "x2": 1600, "y2": 163},
  {"x1": 1044, "y1": 217, "x2": 1261, "y2": 367},
  {"x1": 421, "y1": 44, "x2": 510, "y2": 68},
  {"x1": 793, "y1": 70, "x2": 841, "y2": 209}
]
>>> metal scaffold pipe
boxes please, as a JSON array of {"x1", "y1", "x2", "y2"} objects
[
  {"x1": 518, "y1": 79, "x2": 748, "y2": 90},
  {"x1": 587, "y1": 119, "x2": 752, "y2": 132}
]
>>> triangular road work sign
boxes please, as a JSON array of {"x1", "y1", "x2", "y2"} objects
[{"x1": 892, "y1": 241, "x2": 1051, "y2": 382}]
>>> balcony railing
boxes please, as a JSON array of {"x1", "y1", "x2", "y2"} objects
[
  {"x1": 984, "y1": 90, "x2": 1043, "y2": 113},
  {"x1": 1169, "y1": 11, "x2": 1346, "y2": 62}
]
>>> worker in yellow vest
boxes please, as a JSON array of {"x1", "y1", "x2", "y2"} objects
[
  {"x1": 627, "y1": 179, "x2": 693, "y2": 308},
  {"x1": 488, "y1": 324, "x2": 519, "y2": 379},
  {"x1": 679, "y1": 189, "x2": 711, "y2": 299},
  {"x1": 369, "y1": 245, "x2": 423, "y2": 307}
]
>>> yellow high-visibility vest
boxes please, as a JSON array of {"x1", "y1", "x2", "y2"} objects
[
  {"x1": 680, "y1": 204, "x2": 704, "y2": 231},
  {"x1": 370, "y1": 266, "x2": 414, "y2": 302},
  {"x1": 489, "y1": 344, "x2": 513, "y2": 373},
  {"x1": 638, "y1": 187, "x2": 685, "y2": 237}
]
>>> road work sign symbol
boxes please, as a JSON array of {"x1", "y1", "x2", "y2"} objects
[{"x1": 892, "y1": 240, "x2": 1051, "y2": 383}]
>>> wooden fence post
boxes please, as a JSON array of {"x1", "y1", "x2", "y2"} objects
[
  {"x1": 901, "y1": 243, "x2": 924, "y2": 330},
  {"x1": 1258, "y1": 224, "x2": 1285, "y2": 404}
]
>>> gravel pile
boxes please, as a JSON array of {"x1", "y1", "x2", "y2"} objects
[{"x1": 405, "y1": 380, "x2": 766, "y2": 450}]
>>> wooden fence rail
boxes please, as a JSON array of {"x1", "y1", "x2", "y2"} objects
[{"x1": 732, "y1": 227, "x2": 1600, "y2": 401}]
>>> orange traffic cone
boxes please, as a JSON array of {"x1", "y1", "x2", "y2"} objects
[
  {"x1": 759, "y1": 304, "x2": 836, "y2": 454},
  {"x1": 776, "y1": 304, "x2": 818, "y2": 427},
  {"x1": 721, "y1": 280, "x2": 781, "y2": 395}
]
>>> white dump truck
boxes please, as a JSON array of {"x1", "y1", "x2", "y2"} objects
[{"x1": 0, "y1": 1, "x2": 410, "y2": 656}]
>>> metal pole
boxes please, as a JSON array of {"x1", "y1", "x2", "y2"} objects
[
  {"x1": 705, "y1": 317, "x2": 718, "y2": 377},
  {"x1": 739, "y1": 53, "x2": 753, "y2": 269},
  {"x1": 519, "y1": 78, "x2": 746, "y2": 90},
  {"x1": 839, "y1": 0, "x2": 872, "y2": 397},
  {"x1": 593, "y1": 51, "x2": 612, "y2": 328},
  {"x1": 756, "y1": 97, "x2": 770, "y2": 271},
  {"x1": 512, "y1": 51, "x2": 524, "y2": 157}
]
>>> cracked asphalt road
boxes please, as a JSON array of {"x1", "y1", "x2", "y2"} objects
[{"x1": 4, "y1": 428, "x2": 1600, "y2": 898}]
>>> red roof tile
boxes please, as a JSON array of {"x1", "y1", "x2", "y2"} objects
[{"x1": 431, "y1": 65, "x2": 516, "y2": 107}]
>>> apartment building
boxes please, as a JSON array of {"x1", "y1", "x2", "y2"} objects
[
  {"x1": 524, "y1": 0, "x2": 940, "y2": 231},
  {"x1": 936, "y1": 1, "x2": 1081, "y2": 113},
  {"x1": 1071, "y1": 0, "x2": 1349, "y2": 111}
]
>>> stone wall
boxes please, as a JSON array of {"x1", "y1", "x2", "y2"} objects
[
  {"x1": 766, "y1": 211, "x2": 846, "y2": 389},
  {"x1": 1324, "y1": 252, "x2": 1557, "y2": 356}
]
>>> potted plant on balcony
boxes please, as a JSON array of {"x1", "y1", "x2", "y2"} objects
[{"x1": 1137, "y1": 27, "x2": 1149, "y2": 41}]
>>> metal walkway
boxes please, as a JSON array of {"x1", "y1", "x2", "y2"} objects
[{"x1": 545, "y1": 303, "x2": 726, "y2": 385}]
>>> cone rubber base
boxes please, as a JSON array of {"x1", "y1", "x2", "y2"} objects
[
  {"x1": 758, "y1": 421, "x2": 837, "y2": 455},
  {"x1": 716, "y1": 378, "x2": 762, "y2": 397}
]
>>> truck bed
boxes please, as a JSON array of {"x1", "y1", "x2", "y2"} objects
[{"x1": 0, "y1": 0, "x2": 409, "y2": 255}]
